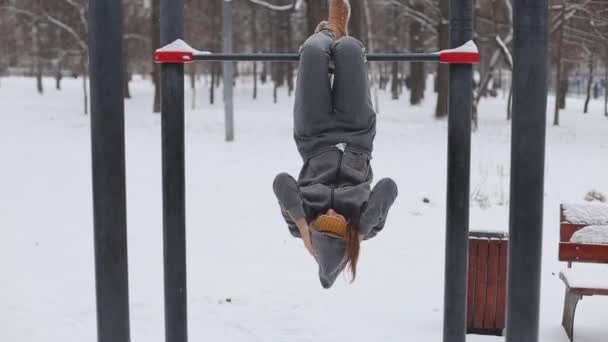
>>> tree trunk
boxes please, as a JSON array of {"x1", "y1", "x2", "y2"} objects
[
  {"x1": 223, "y1": 0, "x2": 235, "y2": 142},
  {"x1": 210, "y1": 64, "x2": 216, "y2": 105},
  {"x1": 271, "y1": 7, "x2": 279, "y2": 100},
  {"x1": 55, "y1": 58, "x2": 63, "y2": 90},
  {"x1": 124, "y1": 72, "x2": 131, "y2": 99},
  {"x1": 190, "y1": 64, "x2": 196, "y2": 110},
  {"x1": 305, "y1": 0, "x2": 328, "y2": 35},
  {"x1": 390, "y1": 6, "x2": 400, "y2": 100},
  {"x1": 32, "y1": 23, "x2": 43, "y2": 94},
  {"x1": 399, "y1": 63, "x2": 405, "y2": 96},
  {"x1": 252, "y1": 5, "x2": 258, "y2": 100},
  {"x1": 362, "y1": 0, "x2": 379, "y2": 113},
  {"x1": 409, "y1": 2, "x2": 425, "y2": 106},
  {"x1": 123, "y1": 49, "x2": 131, "y2": 99},
  {"x1": 498, "y1": 66, "x2": 503, "y2": 94},
  {"x1": 558, "y1": 67, "x2": 570, "y2": 110},
  {"x1": 473, "y1": 47, "x2": 507, "y2": 128},
  {"x1": 507, "y1": 82, "x2": 513, "y2": 120},
  {"x1": 391, "y1": 62, "x2": 399, "y2": 100},
  {"x1": 36, "y1": 65, "x2": 44, "y2": 94},
  {"x1": 379, "y1": 64, "x2": 388, "y2": 90},
  {"x1": 271, "y1": 2, "x2": 289, "y2": 102},
  {"x1": 152, "y1": 0, "x2": 161, "y2": 113},
  {"x1": 287, "y1": 14, "x2": 294, "y2": 97},
  {"x1": 55, "y1": 67, "x2": 63, "y2": 90},
  {"x1": 261, "y1": 62, "x2": 268, "y2": 84},
  {"x1": 435, "y1": 0, "x2": 449, "y2": 118},
  {"x1": 583, "y1": 50, "x2": 594, "y2": 114},
  {"x1": 215, "y1": 64, "x2": 222, "y2": 88},
  {"x1": 253, "y1": 62, "x2": 258, "y2": 100},
  {"x1": 605, "y1": 49, "x2": 608, "y2": 117},
  {"x1": 81, "y1": 54, "x2": 88, "y2": 115},
  {"x1": 553, "y1": 1, "x2": 565, "y2": 125},
  {"x1": 55, "y1": 72, "x2": 62, "y2": 90},
  {"x1": 349, "y1": 0, "x2": 366, "y2": 44}
]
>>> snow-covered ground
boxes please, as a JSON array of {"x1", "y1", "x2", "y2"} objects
[{"x1": 1, "y1": 76, "x2": 607, "y2": 342}]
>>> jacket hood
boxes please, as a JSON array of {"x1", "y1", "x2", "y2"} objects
[{"x1": 310, "y1": 228, "x2": 347, "y2": 289}]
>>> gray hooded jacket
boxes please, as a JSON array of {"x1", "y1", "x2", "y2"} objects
[{"x1": 273, "y1": 142, "x2": 398, "y2": 240}]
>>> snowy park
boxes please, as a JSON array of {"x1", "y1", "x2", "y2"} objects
[
  {"x1": 2, "y1": 0, "x2": 608, "y2": 342},
  {"x1": 1, "y1": 74, "x2": 607, "y2": 341}
]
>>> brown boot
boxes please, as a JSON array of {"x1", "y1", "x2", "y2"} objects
[{"x1": 317, "y1": 0, "x2": 351, "y2": 39}]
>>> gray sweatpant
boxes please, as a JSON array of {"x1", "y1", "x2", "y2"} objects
[{"x1": 293, "y1": 32, "x2": 377, "y2": 159}]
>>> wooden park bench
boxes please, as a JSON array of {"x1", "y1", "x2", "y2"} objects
[
  {"x1": 467, "y1": 231, "x2": 509, "y2": 336},
  {"x1": 558, "y1": 203, "x2": 608, "y2": 342}
]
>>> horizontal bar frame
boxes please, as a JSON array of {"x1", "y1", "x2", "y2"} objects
[
  {"x1": 154, "y1": 39, "x2": 480, "y2": 64},
  {"x1": 191, "y1": 53, "x2": 440, "y2": 62}
]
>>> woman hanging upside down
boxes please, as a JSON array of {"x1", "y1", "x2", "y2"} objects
[{"x1": 273, "y1": 0, "x2": 398, "y2": 289}]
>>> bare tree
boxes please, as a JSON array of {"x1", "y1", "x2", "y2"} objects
[
  {"x1": 4, "y1": 0, "x2": 606, "y2": 125},
  {"x1": 583, "y1": 47, "x2": 595, "y2": 114}
]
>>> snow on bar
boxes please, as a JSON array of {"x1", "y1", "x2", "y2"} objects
[
  {"x1": 154, "y1": 39, "x2": 210, "y2": 64},
  {"x1": 155, "y1": 39, "x2": 480, "y2": 64}
]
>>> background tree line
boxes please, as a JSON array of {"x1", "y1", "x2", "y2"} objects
[{"x1": 0, "y1": 0, "x2": 606, "y2": 123}]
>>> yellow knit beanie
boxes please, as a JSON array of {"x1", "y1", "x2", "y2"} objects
[{"x1": 312, "y1": 215, "x2": 348, "y2": 238}]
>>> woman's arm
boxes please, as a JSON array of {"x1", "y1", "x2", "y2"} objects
[
  {"x1": 273, "y1": 173, "x2": 315, "y2": 255},
  {"x1": 293, "y1": 217, "x2": 315, "y2": 256},
  {"x1": 273, "y1": 173, "x2": 305, "y2": 220},
  {"x1": 359, "y1": 178, "x2": 399, "y2": 238}
]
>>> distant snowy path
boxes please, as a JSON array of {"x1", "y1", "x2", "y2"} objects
[{"x1": 1, "y1": 76, "x2": 607, "y2": 341}]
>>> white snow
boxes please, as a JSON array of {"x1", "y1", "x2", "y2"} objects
[
  {"x1": 563, "y1": 203, "x2": 608, "y2": 225},
  {"x1": 439, "y1": 40, "x2": 479, "y2": 54},
  {"x1": 156, "y1": 39, "x2": 210, "y2": 55},
  {"x1": 570, "y1": 225, "x2": 608, "y2": 244},
  {"x1": 469, "y1": 229, "x2": 509, "y2": 236},
  {"x1": 560, "y1": 267, "x2": 608, "y2": 291},
  {"x1": 1, "y1": 75, "x2": 608, "y2": 342}
]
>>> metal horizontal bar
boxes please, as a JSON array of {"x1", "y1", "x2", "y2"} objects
[
  {"x1": 192, "y1": 53, "x2": 440, "y2": 62},
  {"x1": 155, "y1": 39, "x2": 479, "y2": 64}
]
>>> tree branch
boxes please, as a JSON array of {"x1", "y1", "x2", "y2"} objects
[
  {"x1": 246, "y1": 0, "x2": 303, "y2": 12},
  {"x1": 387, "y1": 0, "x2": 439, "y2": 29},
  {"x1": 43, "y1": 12, "x2": 87, "y2": 51},
  {"x1": 124, "y1": 33, "x2": 151, "y2": 44},
  {"x1": 63, "y1": 0, "x2": 88, "y2": 34},
  {"x1": 496, "y1": 35, "x2": 513, "y2": 69}
]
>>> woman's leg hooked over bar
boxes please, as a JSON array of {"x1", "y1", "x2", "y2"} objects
[{"x1": 294, "y1": 32, "x2": 335, "y2": 139}]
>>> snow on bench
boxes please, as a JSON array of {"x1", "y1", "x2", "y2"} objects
[
  {"x1": 570, "y1": 225, "x2": 608, "y2": 245},
  {"x1": 559, "y1": 267, "x2": 608, "y2": 293},
  {"x1": 562, "y1": 203, "x2": 608, "y2": 225}
]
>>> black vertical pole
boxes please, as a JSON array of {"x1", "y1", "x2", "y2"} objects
[
  {"x1": 443, "y1": 0, "x2": 473, "y2": 341},
  {"x1": 506, "y1": 1, "x2": 548, "y2": 341},
  {"x1": 160, "y1": 0, "x2": 187, "y2": 342},
  {"x1": 88, "y1": 1, "x2": 131, "y2": 342}
]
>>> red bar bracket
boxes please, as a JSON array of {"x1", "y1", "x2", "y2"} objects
[
  {"x1": 155, "y1": 51, "x2": 194, "y2": 63},
  {"x1": 439, "y1": 40, "x2": 480, "y2": 64},
  {"x1": 155, "y1": 39, "x2": 203, "y2": 64}
]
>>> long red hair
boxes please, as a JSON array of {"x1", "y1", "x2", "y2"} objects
[{"x1": 344, "y1": 221, "x2": 361, "y2": 281}]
